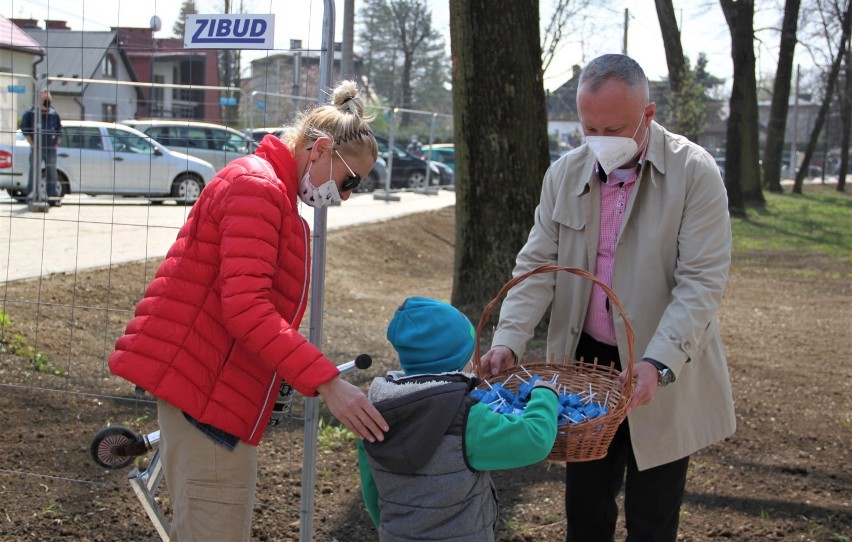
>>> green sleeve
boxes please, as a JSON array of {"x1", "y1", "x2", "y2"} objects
[
  {"x1": 357, "y1": 440, "x2": 380, "y2": 527},
  {"x1": 465, "y1": 387, "x2": 559, "y2": 471}
]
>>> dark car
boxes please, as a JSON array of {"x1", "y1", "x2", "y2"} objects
[{"x1": 374, "y1": 135, "x2": 440, "y2": 189}]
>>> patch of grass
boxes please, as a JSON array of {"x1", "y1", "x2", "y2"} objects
[
  {"x1": 801, "y1": 514, "x2": 850, "y2": 542},
  {"x1": 0, "y1": 312, "x2": 65, "y2": 376},
  {"x1": 0, "y1": 309, "x2": 11, "y2": 328},
  {"x1": 317, "y1": 418, "x2": 357, "y2": 451},
  {"x1": 732, "y1": 189, "x2": 851, "y2": 261}
]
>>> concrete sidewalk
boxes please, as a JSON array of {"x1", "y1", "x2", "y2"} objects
[{"x1": 0, "y1": 189, "x2": 456, "y2": 282}]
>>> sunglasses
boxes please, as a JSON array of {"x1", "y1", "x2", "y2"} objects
[{"x1": 334, "y1": 149, "x2": 362, "y2": 192}]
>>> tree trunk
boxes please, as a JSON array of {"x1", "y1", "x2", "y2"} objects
[
  {"x1": 654, "y1": 0, "x2": 686, "y2": 95},
  {"x1": 794, "y1": 0, "x2": 851, "y2": 194},
  {"x1": 762, "y1": 0, "x2": 801, "y2": 193},
  {"x1": 721, "y1": 0, "x2": 763, "y2": 213},
  {"x1": 449, "y1": 0, "x2": 550, "y2": 317},
  {"x1": 839, "y1": 49, "x2": 851, "y2": 191}
]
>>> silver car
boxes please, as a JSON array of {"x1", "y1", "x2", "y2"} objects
[
  {"x1": 0, "y1": 121, "x2": 217, "y2": 204},
  {"x1": 122, "y1": 119, "x2": 257, "y2": 172}
]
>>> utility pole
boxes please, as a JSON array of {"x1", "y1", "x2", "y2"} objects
[
  {"x1": 341, "y1": 0, "x2": 355, "y2": 79},
  {"x1": 623, "y1": 8, "x2": 629, "y2": 55}
]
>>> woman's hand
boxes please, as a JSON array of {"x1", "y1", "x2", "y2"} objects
[{"x1": 317, "y1": 377, "x2": 388, "y2": 442}]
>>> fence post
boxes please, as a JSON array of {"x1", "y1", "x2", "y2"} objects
[{"x1": 300, "y1": 1, "x2": 335, "y2": 541}]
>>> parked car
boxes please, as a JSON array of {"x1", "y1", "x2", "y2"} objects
[
  {"x1": 356, "y1": 155, "x2": 388, "y2": 193},
  {"x1": 421, "y1": 143, "x2": 455, "y2": 171},
  {"x1": 0, "y1": 121, "x2": 217, "y2": 204},
  {"x1": 714, "y1": 156, "x2": 725, "y2": 179},
  {"x1": 374, "y1": 134, "x2": 442, "y2": 189},
  {"x1": 248, "y1": 127, "x2": 286, "y2": 143},
  {"x1": 121, "y1": 119, "x2": 257, "y2": 172},
  {"x1": 430, "y1": 160, "x2": 454, "y2": 186},
  {"x1": 781, "y1": 161, "x2": 822, "y2": 178}
]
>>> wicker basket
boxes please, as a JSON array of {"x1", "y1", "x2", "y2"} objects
[{"x1": 474, "y1": 265, "x2": 635, "y2": 462}]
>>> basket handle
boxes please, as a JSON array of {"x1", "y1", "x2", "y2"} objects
[{"x1": 474, "y1": 265, "x2": 635, "y2": 396}]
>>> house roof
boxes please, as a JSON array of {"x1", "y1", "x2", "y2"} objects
[
  {"x1": 0, "y1": 14, "x2": 45, "y2": 56},
  {"x1": 547, "y1": 71, "x2": 673, "y2": 123},
  {"x1": 22, "y1": 29, "x2": 139, "y2": 95}
]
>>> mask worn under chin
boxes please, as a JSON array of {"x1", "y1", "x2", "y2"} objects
[
  {"x1": 585, "y1": 112, "x2": 648, "y2": 175},
  {"x1": 298, "y1": 164, "x2": 341, "y2": 208}
]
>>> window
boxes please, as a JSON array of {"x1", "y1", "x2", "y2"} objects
[
  {"x1": 151, "y1": 75, "x2": 164, "y2": 116},
  {"x1": 64, "y1": 127, "x2": 104, "y2": 150},
  {"x1": 103, "y1": 54, "x2": 116, "y2": 79},
  {"x1": 210, "y1": 129, "x2": 250, "y2": 153},
  {"x1": 107, "y1": 128, "x2": 154, "y2": 154},
  {"x1": 102, "y1": 103, "x2": 116, "y2": 122}
]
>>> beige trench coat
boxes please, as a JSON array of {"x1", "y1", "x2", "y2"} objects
[{"x1": 491, "y1": 121, "x2": 736, "y2": 470}]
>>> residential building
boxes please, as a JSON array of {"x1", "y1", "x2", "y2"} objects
[
  {"x1": 11, "y1": 18, "x2": 140, "y2": 122},
  {"x1": 112, "y1": 27, "x2": 225, "y2": 123},
  {"x1": 0, "y1": 13, "x2": 44, "y2": 147},
  {"x1": 546, "y1": 64, "x2": 726, "y2": 154},
  {"x1": 11, "y1": 19, "x2": 225, "y2": 124},
  {"x1": 243, "y1": 40, "x2": 362, "y2": 130}
]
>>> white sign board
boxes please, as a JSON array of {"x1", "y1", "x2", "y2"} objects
[{"x1": 184, "y1": 14, "x2": 275, "y2": 49}]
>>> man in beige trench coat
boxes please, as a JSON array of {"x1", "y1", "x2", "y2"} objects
[{"x1": 480, "y1": 54, "x2": 736, "y2": 541}]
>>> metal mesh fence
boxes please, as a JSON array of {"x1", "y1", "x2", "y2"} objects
[{"x1": 0, "y1": 3, "x2": 453, "y2": 540}]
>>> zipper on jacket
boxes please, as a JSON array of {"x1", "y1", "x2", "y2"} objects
[{"x1": 250, "y1": 209, "x2": 312, "y2": 442}]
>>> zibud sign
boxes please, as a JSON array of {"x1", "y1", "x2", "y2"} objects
[{"x1": 184, "y1": 14, "x2": 275, "y2": 49}]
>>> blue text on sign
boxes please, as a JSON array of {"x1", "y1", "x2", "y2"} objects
[{"x1": 184, "y1": 14, "x2": 275, "y2": 50}]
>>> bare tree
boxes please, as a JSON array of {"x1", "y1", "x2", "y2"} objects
[
  {"x1": 721, "y1": 0, "x2": 764, "y2": 213},
  {"x1": 541, "y1": 0, "x2": 597, "y2": 74},
  {"x1": 794, "y1": 0, "x2": 851, "y2": 193},
  {"x1": 762, "y1": 0, "x2": 802, "y2": 193},
  {"x1": 838, "y1": 48, "x2": 851, "y2": 190},
  {"x1": 358, "y1": 0, "x2": 449, "y2": 120},
  {"x1": 654, "y1": 0, "x2": 686, "y2": 97},
  {"x1": 449, "y1": 0, "x2": 549, "y2": 314}
]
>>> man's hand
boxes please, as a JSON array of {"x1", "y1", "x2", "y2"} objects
[
  {"x1": 480, "y1": 345, "x2": 516, "y2": 376},
  {"x1": 617, "y1": 361, "x2": 660, "y2": 415},
  {"x1": 316, "y1": 376, "x2": 388, "y2": 442}
]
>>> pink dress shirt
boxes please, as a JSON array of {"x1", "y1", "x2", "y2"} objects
[{"x1": 583, "y1": 161, "x2": 642, "y2": 345}]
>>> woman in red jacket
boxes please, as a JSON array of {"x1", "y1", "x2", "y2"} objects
[{"x1": 109, "y1": 80, "x2": 387, "y2": 541}]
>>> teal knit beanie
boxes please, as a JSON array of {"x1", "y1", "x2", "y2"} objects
[{"x1": 386, "y1": 297, "x2": 476, "y2": 376}]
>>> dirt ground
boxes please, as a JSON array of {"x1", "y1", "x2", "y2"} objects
[{"x1": 0, "y1": 187, "x2": 850, "y2": 541}]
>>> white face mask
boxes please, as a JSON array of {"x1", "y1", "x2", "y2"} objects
[
  {"x1": 298, "y1": 162, "x2": 340, "y2": 208},
  {"x1": 585, "y1": 112, "x2": 648, "y2": 175}
]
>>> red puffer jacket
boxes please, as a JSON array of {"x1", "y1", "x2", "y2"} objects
[{"x1": 109, "y1": 136, "x2": 339, "y2": 445}]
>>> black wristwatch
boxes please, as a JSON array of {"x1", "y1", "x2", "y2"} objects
[{"x1": 643, "y1": 358, "x2": 675, "y2": 387}]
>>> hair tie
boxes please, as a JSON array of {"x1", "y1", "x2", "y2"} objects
[{"x1": 346, "y1": 100, "x2": 358, "y2": 116}]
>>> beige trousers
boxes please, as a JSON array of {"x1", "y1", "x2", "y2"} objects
[{"x1": 158, "y1": 400, "x2": 258, "y2": 541}]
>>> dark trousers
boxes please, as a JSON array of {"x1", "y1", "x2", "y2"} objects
[
  {"x1": 27, "y1": 146, "x2": 61, "y2": 203},
  {"x1": 565, "y1": 333, "x2": 689, "y2": 542}
]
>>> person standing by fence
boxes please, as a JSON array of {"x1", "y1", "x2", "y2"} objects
[{"x1": 20, "y1": 88, "x2": 63, "y2": 207}]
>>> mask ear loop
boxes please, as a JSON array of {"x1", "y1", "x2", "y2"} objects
[{"x1": 299, "y1": 161, "x2": 315, "y2": 209}]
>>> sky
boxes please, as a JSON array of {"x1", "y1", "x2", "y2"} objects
[{"x1": 0, "y1": 0, "x2": 817, "y2": 93}]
